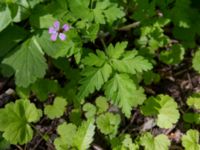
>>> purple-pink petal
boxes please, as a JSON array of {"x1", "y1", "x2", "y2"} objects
[
  {"x1": 59, "y1": 33, "x2": 66, "y2": 41},
  {"x1": 62, "y1": 24, "x2": 70, "y2": 32},
  {"x1": 53, "y1": 21, "x2": 60, "y2": 31},
  {"x1": 51, "y1": 33, "x2": 58, "y2": 41},
  {"x1": 48, "y1": 27, "x2": 57, "y2": 34}
]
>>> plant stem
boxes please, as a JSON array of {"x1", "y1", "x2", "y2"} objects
[
  {"x1": 117, "y1": 21, "x2": 140, "y2": 31},
  {"x1": 100, "y1": 38, "x2": 107, "y2": 50}
]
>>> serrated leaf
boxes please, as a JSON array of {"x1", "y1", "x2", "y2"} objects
[
  {"x1": 140, "y1": 132, "x2": 170, "y2": 150},
  {"x1": 182, "y1": 129, "x2": 200, "y2": 150},
  {"x1": 78, "y1": 63, "x2": 112, "y2": 99},
  {"x1": 82, "y1": 50, "x2": 106, "y2": 67},
  {"x1": 73, "y1": 120, "x2": 95, "y2": 150},
  {"x1": 96, "y1": 112, "x2": 120, "y2": 136},
  {"x1": 104, "y1": 73, "x2": 146, "y2": 118},
  {"x1": 106, "y1": 41, "x2": 128, "y2": 59},
  {"x1": 2, "y1": 37, "x2": 47, "y2": 87},
  {"x1": 141, "y1": 94, "x2": 180, "y2": 128},
  {"x1": 111, "y1": 51, "x2": 153, "y2": 74},
  {"x1": 44, "y1": 97, "x2": 67, "y2": 119},
  {"x1": 54, "y1": 122, "x2": 77, "y2": 150},
  {"x1": 0, "y1": 99, "x2": 42, "y2": 144}
]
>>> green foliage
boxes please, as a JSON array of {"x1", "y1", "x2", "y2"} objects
[
  {"x1": 104, "y1": 73, "x2": 146, "y2": 118},
  {"x1": 95, "y1": 96, "x2": 109, "y2": 114},
  {"x1": 187, "y1": 94, "x2": 200, "y2": 110},
  {"x1": 160, "y1": 44, "x2": 185, "y2": 65},
  {"x1": 140, "y1": 132, "x2": 170, "y2": 150},
  {"x1": 83, "y1": 103, "x2": 96, "y2": 119},
  {"x1": 182, "y1": 129, "x2": 200, "y2": 150},
  {"x1": 192, "y1": 49, "x2": 200, "y2": 73},
  {"x1": 2, "y1": 37, "x2": 48, "y2": 87},
  {"x1": 141, "y1": 94, "x2": 180, "y2": 128},
  {"x1": 54, "y1": 120, "x2": 95, "y2": 150},
  {"x1": 44, "y1": 97, "x2": 67, "y2": 119},
  {"x1": 96, "y1": 112, "x2": 120, "y2": 136},
  {"x1": 0, "y1": 99, "x2": 42, "y2": 144}
]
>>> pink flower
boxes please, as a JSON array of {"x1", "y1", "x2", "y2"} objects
[{"x1": 48, "y1": 21, "x2": 70, "y2": 41}]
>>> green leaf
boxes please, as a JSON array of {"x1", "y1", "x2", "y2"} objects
[
  {"x1": 140, "y1": 132, "x2": 170, "y2": 150},
  {"x1": 36, "y1": 30, "x2": 81, "y2": 58},
  {"x1": 183, "y1": 113, "x2": 200, "y2": 124},
  {"x1": 111, "y1": 51, "x2": 153, "y2": 74},
  {"x1": 31, "y1": 79, "x2": 60, "y2": 102},
  {"x1": 106, "y1": 41, "x2": 128, "y2": 59},
  {"x1": 73, "y1": 120, "x2": 95, "y2": 150},
  {"x1": 193, "y1": 48, "x2": 200, "y2": 73},
  {"x1": 0, "y1": 134, "x2": 10, "y2": 150},
  {"x1": 44, "y1": 97, "x2": 67, "y2": 119},
  {"x1": 54, "y1": 122, "x2": 77, "y2": 150},
  {"x1": 0, "y1": 25, "x2": 27, "y2": 58},
  {"x1": 141, "y1": 94, "x2": 180, "y2": 128},
  {"x1": 182, "y1": 129, "x2": 200, "y2": 150},
  {"x1": 0, "y1": 3, "x2": 12, "y2": 32},
  {"x1": 83, "y1": 103, "x2": 96, "y2": 119},
  {"x1": 82, "y1": 50, "x2": 106, "y2": 67},
  {"x1": 160, "y1": 44, "x2": 185, "y2": 65},
  {"x1": 187, "y1": 94, "x2": 200, "y2": 110},
  {"x1": 2, "y1": 37, "x2": 48, "y2": 87},
  {"x1": 104, "y1": 73, "x2": 146, "y2": 118},
  {"x1": 95, "y1": 96, "x2": 109, "y2": 114},
  {"x1": 78, "y1": 63, "x2": 112, "y2": 99},
  {"x1": 0, "y1": 99, "x2": 42, "y2": 144},
  {"x1": 96, "y1": 112, "x2": 120, "y2": 136}
]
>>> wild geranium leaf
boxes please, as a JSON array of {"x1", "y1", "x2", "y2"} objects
[
  {"x1": 141, "y1": 94, "x2": 180, "y2": 128},
  {"x1": 182, "y1": 129, "x2": 200, "y2": 150},
  {"x1": 160, "y1": 44, "x2": 185, "y2": 65},
  {"x1": 54, "y1": 122, "x2": 77, "y2": 150},
  {"x1": 73, "y1": 120, "x2": 95, "y2": 150},
  {"x1": 31, "y1": 79, "x2": 60, "y2": 102},
  {"x1": 104, "y1": 73, "x2": 146, "y2": 118},
  {"x1": 78, "y1": 63, "x2": 112, "y2": 99},
  {"x1": 96, "y1": 112, "x2": 120, "y2": 136},
  {"x1": 111, "y1": 51, "x2": 153, "y2": 74},
  {"x1": 187, "y1": 94, "x2": 200, "y2": 110},
  {"x1": 95, "y1": 96, "x2": 109, "y2": 114},
  {"x1": 0, "y1": 3, "x2": 12, "y2": 32},
  {"x1": 106, "y1": 41, "x2": 127, "y2": 59},
  {"x1": 44, "y1": 97, "x2": 67, "y2": 119},
  {"x1": 0, "y1": 99, "x2": 42, "y2": 144},
  {"x1": 0, "y1": 134, "x2": 10, "y2": 150},
  {"x1": 83, "y1": 103, "x2": 96, "y2": 119},
  {"x1": 140, "y1": 132, "x2": 170, "y2": 150},
  {"x1": 82, "y1": 50, "x2": 106, "y2": 67},
  {"x1": 192, "y1": 48, "x2": 200, "y2": 73},
  {"x1": 2, "y1": 37, "x2": 48, "y2": 87}
]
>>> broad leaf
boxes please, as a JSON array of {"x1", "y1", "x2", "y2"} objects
[
  {"x1": 44, "y1": 97, "x2": 67, "y2": 119},
  {"x1": 0, "y1": 99, "x2": 42, "y2": 144},
  {"x1": 140, "y1": 132, "x2": 170, "y2": 150},
  {"x1": 141, "y1": 95, "x2": 180, "y2": 128},
  {"x1": 2, "y1": 37, "x2": 47, "y2": 87},
  {"x1": 96, "y1": 112, "x2": 120, "y2": 136},
  {"x1": 0, "y1": 3, "x2": 12, "y2": 32},
  {"x1": 182, "y1": 130, "x2": 200, "y2": 150}
]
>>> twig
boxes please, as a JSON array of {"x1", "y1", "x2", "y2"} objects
[
  {"x1": 117, "y1": 21, "x2": 140, "y2": 31},
  {"x1": 16, "y1": 145, "x2": 23, "y2": 150}
]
